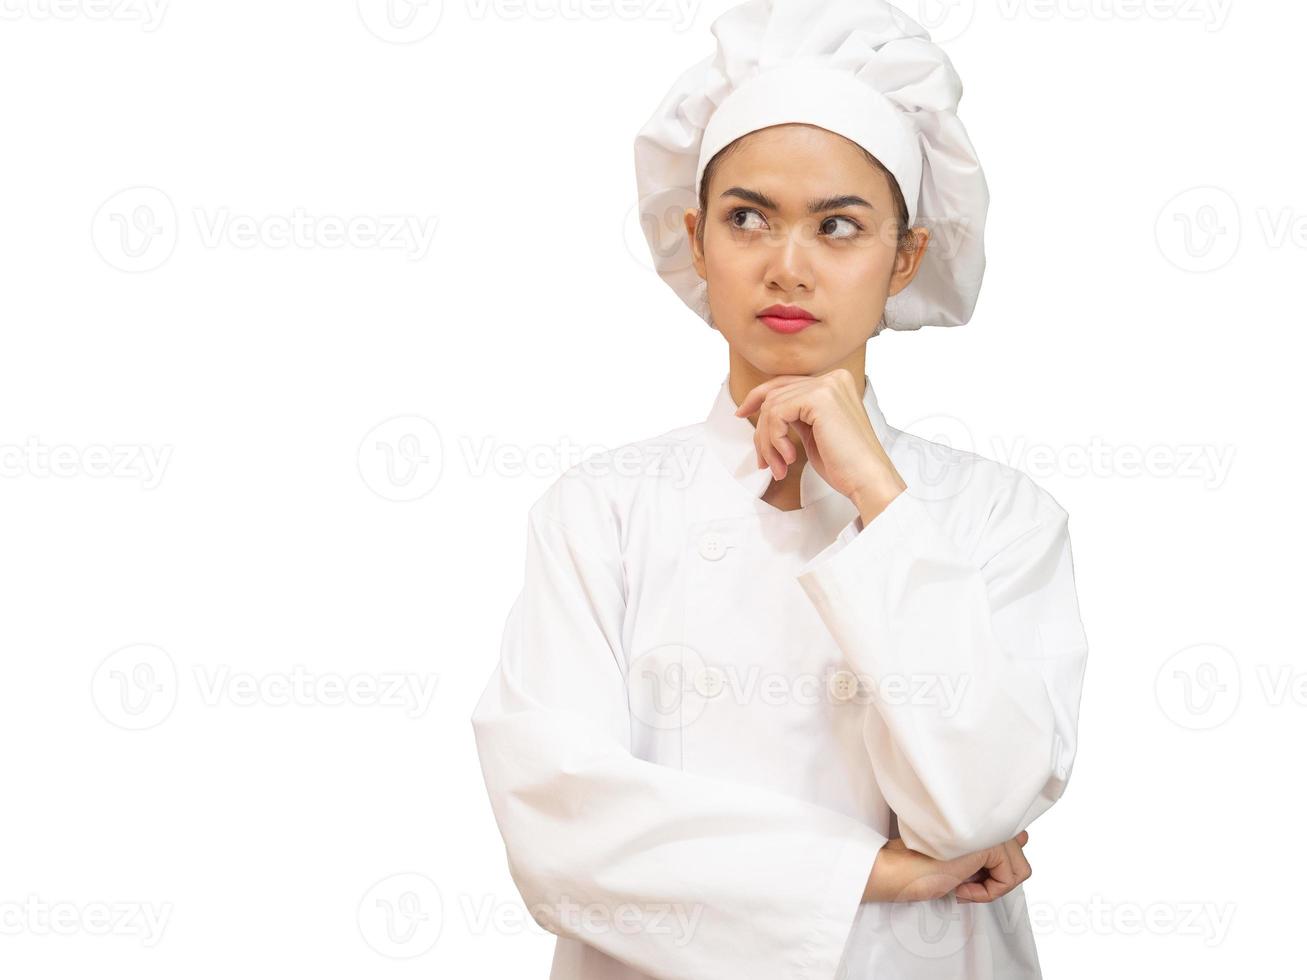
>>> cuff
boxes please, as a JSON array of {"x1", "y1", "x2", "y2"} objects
[
  {"x1": 796, "y1": 823, "x2": 888, "y2": 980},
  {"x1": 794, "y1": 489, "x2": 919, "y2": 582}
]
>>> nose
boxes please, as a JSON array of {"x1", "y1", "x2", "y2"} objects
[{"x1": 764, "y1": 224, "x2": 815, "y2": 294}]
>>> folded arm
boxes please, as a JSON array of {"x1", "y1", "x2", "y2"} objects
[
  {"x1": 472, "y1": 495, "x2": 889, "y2": 980},
  {"x1": 795, "y1": 478, "x2": 1089, "y2": 861}
]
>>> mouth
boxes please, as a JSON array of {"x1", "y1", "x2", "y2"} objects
[{"x1": 757, "y1": 305, "x2": 818, "y2": 335}]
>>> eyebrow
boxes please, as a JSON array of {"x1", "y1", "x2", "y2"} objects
[{"x1": 718, "y1": 186, "x2": 876, "y2": 213}]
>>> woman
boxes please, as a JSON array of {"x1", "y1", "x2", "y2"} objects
[{"x1": 471, "y1": 1, "x2": 1089, "y2": 977}]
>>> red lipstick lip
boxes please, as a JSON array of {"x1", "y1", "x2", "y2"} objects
[
  {"x1": 758, "y1": 304, "x2": 816, "y2": 320},
  {"x1": 757, "y1": 304, "x2": 817, "y2": 334}
]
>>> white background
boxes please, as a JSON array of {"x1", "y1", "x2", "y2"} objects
[{"x1": 1, "y1": 0, "x2": 1300, "y2": 976}]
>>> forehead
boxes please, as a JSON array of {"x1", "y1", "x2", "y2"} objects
[{"x1": 709, "y1": 123, "x2": 888, "y2": 202}]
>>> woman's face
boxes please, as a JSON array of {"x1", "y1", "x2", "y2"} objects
[{"x1": 685, "y1": 123, "x2": 929, "y2": 377}]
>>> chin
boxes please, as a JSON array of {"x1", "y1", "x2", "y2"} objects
[{"x1": 738, "y1": 343, "x2": 830, "y2": 378}]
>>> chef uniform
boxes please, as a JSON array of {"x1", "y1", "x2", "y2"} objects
[{"x1": 471, "y1": 1, "x2": 1089, "y2": 978}]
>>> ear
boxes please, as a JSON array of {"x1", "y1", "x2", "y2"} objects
[
  {"x1": 683, "y1": 208, "x2": 707, "y2": 280},
  {"x1": 887, "y1": 227, "x2": 931, "y2": 297}
]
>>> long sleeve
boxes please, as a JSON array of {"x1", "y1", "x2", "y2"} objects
[
  {"x1": 470, "y1": 491, "x2": 890, "y2": 980},
  {"x1": 793, "y1": 478, "x2": 1089, "y2": 862}
]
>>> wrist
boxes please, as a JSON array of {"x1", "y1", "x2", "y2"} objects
[
  {"x1": 862, "y1": 843, "x2": 894, "y2": 903},
  {"x1": 850, "y1": 478, "x2": 906, "y2": 528}
]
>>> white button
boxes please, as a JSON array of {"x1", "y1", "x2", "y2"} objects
[
  {"x1": 828, "y1": 669, "x2": 859, "y2": 702},
  {"x1": 693, "y1": 666, "x2": 726, "y2": 698},
  {"x1": 697, "y1": 532, "x2": 727, "y2": 561}
]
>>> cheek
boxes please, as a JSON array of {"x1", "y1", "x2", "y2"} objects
[
  {"x1": 703, "y1": 240, "x2": 757, "y2": 301},
  {"x1": 703, "y1": 229, "x2": 750, "y2": 268},
  {"x1": 827, "y1": 243, "x2": 896, "y2": 296}
]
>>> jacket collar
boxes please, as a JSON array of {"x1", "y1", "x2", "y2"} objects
[{"x1": 702, "y1": 371, "x2": 896, "y2": 509}]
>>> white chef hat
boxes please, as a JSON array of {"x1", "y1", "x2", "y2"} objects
[{"x1": 633, "y1": 0, "x2": 989, "y2": 332}]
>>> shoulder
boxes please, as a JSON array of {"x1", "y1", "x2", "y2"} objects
[
  {"x1": 886, "y1": 425, "x2": 1070, "y2": 559},
  {"x1": 526, "y1": 418, "x2": 703, "y2": 548}
]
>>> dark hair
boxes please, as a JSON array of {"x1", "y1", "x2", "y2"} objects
[{"x1": 696, "y1": 135, "x2": 917, "y2": 255}]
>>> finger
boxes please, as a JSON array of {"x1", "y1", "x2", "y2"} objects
[
  {"x1": 755, "y1": 400, "x2": 800, "y2": 478},
  {"x1": 973, "y1": 875, "x2": 1010, "y2": 902},
  {"x1": 767, "y1": 417, "x2": 798, "y2": 464},
  {"x1": 1014, "y1": 854, "x2": 1032, "y2": 882},
  {"x1": 955, "y1": 833, "x2": 1031, "y2": 904},
  {"x1": 756, "y1": 431, "x2": 781, "y2": 477},
  {"x1": 1009, "y1": 839, "x2": 1032, "y2": 881},
  {"x1": 733, "y1": 375, "x2": 808, "y2": 417},
  {"x1": 990, "y1": 845, "x2": 1018, "y2": 884},
  {"x1": 755, "y1": 422, "x2": 791, "y2": 479},
  {"x1": 974, "y1": 847, "x2": 1018, "y2": 899},
  {"x1": 953, "y1": 875, "x2": 1008, "y2": 903},
  {"x1": 1002, "y1": 840, "x2": 1027, "y2": 883},
  {"x1": 953, "y1": 882, "x2": 985, "y2": 903},
  {"x1": 734, "y1": 376, "x2": 808, "y2": 417},
  {"x1": 796, "y1": 423, "x2": 819, "y2": 465},
  {"x1": 763, "y1": 438, "x2": 794, "y2": 479},
  {"x1": 963, "y1": 861, "x2": 1016, "y2": 903},
  {"x1": 975, "y1": 845, "x2": 1025, "y2": 902}
]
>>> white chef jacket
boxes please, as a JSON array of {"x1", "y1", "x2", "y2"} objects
[{"x1": 471, "y1": 373, "x2": 1089, "y2": 980}]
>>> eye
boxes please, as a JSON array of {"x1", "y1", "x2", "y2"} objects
[
  {"x1": 820, "y1": 215, "x2": 863, "y2": 239},
  {"x1": 727, "y1": 207, "x2": 767, "y2": 231}
]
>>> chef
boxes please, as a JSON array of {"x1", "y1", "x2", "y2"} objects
[{"x1": 471, "y1": 1, "x2": 1089, "y2": 977}]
